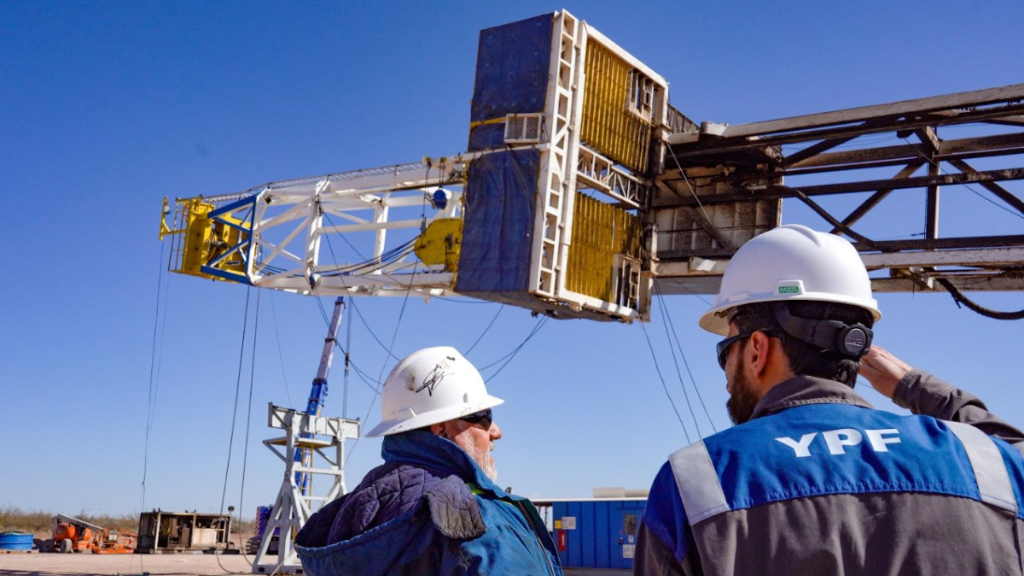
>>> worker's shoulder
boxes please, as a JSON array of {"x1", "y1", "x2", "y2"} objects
[{"x1": 362, "y1": 462, "x2": 487, "y2": 539}]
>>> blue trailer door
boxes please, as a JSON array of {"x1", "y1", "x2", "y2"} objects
[{"x1": 612, "y1": 502, "x2": 645, "y2": 569}]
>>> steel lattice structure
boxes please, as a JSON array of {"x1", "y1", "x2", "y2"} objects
[{"x1": 652, "y1": 84, "x2": 1024, "y2": 301}]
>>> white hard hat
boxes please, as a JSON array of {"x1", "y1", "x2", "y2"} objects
[
  {"x1": 699, "y1": 224, "x2": 881, "y2": 335},
  {"x1": 366, "y1": 346, "x2": 504, "y2": 437}
]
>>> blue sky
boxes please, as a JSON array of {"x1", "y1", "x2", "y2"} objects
[{"x1": 1, "y1": 1, "x2": 1022, "y2": 518}]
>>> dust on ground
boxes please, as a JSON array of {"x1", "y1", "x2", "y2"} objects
[{"x1": 0, "y1": 551, "x2": 273, "y2": 576}]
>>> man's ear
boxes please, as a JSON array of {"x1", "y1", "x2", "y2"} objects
[
  {"x1": 430, "y1": 422, "x2": 447, "y2": 438},
  {"x1": 747, "y1": 330, "x2": 773, "y2": 378}
]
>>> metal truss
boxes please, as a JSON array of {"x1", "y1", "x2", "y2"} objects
[
  {"x1": 253, "y1": 404, "x2": 359, "y2": 574},
  {"x1": 653, "y1": 83, "x2": 1024, "y2": 296},
  {"x1": 184, "y1": 156, "x2": 473, "y2": 298},
  {"x1": 162, "y1": 12, "x2": 670, "y2": 322},
  {"x1": 576, "y1": 144, "x2": 645, "y2": 208}
]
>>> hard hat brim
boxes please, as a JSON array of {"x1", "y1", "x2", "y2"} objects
[
  {"x1": 366, "y1": 394, "x2": 505, "y2": 437},
  {"x1": 699, "y1": 292, "x2": 882, "y2": 336}
]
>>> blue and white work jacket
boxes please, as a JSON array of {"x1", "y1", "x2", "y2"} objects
[{"x1": 636, "y1": 373, "x2": 1024, "y2": 576}]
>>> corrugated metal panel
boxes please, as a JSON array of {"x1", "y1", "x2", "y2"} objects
[
  {"x1": 581, "y1": 41, "x2": 652, "y2": 173},
  {"x1": 567, "y1": 193, "x2": 642, "y2": 301},
  {"x1": 594, "y1": 501, "x2": 611, "y2": 567}
]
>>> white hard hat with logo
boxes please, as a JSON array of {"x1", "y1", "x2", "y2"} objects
[
  {"x1": 367, "y1": 346, "x2": 504, "y2": 437},
  {"x1": 699, "y1": 224, "x2": 881, "y2": 336}
]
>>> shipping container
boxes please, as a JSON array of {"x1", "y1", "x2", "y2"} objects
[{"x1": 535, "y1": 497, "x2": 647, "y2": 571}]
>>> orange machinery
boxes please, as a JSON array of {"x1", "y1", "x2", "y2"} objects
[{"x1": 52, "y1": 514, "x2": 137, "y2": 554}]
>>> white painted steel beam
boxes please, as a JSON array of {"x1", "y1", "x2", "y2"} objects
[{"x1": 180, "y1": 155, "x2": 470, "y2": 297}]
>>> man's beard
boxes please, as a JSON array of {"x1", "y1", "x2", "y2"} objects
[
  {"x1": 726, "y1": 366, "x2": 760, "y2": 425},
  {"x1": 467, "y1": 441, "x2": 498, "y2": 482}
]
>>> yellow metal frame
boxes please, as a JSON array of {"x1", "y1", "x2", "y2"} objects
[
  {"x1": 566, "y1": 193, "x2": 642, "y2": 302},
  {"x1": 160, "y1": 197, "x2": 249, "y2": 281},
  {"x1": 580, "y1": 41, "x2": 653, "y2": 173}
]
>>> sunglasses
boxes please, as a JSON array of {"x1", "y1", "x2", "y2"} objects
[
  {"x1": 716, "y1": 331, "x2": 770, "y2": 370},
  {"x1": 460, "y1": 409, "x2": 493, "y2": 429}
]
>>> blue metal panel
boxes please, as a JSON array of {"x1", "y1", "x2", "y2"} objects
[
  {"x1": 581, "y1": 498, "x2": 598, "y2": 565},
  {"x1": 595, "y1": 500, "x2": 610, "y2": 568},
  {"x1": 568, "y1": 501, "x2": 582, "y2": 567},
  {"x1": 467, "y1": 13, "x2": 553, "y2": 151},
  {"x1": 199, "y1": 265, "x2": 251, "y2": 285},
  {"x1": 454, "y1": 149, "x2": 539, "y2": 295}
]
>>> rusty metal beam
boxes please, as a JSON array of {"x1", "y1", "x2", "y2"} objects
[
  {"x1": 704, "y1": 83, "x2": 1024, "y2": 140},
  {"x1": 916, "y1": 126, "x2": 940, "y2": 153},
  {"x1": 926, "y1": 160, "x2": 941, "y2": 240},
  {"x1": 655, "y1": 273, "x2": 1024, "y2": 295},
  {"x1": 829, "y1": 161, "x2": 925, "y2": 234},
  {"x1": 668, "y1": 104, "x2": 1024, "y2": 158},
  {"x1": 987, "y1": 116, "x2": 1024, "y2": 128},
  {"x1": 853, "y1": 234, "x2": 1024, "y2": 252},
  {"x1": 947, "y1": 158, "x2": 1024, "y2": 216},
  {"x1": 860, "y1": 246, "x2": 1024, "y2": 269},
  {"x1": 653, "y1": 85, "x2": 1024, "y2": 300},
  {"x1": 784, "y1": 135, "x2": 857, "y2": 167},
  {"x1": 653, "y1": 167, "x2": 1024, "y2": 208},
  {"x1": 783, "y1": 132, "x2": 1024, "y2": 173}
]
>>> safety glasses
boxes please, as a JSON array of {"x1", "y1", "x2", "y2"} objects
[
  {"x1": 460, "y1": 409, "x2": 493, "y2": 430},
  {"x1": 716, "y1": 330, "x2": 778, "y2": 369},
  {"x1": 716, "y1": 331, "x2": 755, "y2": 370}
]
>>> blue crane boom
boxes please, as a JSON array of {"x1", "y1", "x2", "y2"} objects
[{"x1": 294, "y1": 297, "x2": 345, "y2": 492}]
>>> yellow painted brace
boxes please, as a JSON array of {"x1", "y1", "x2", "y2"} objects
[
  {"x1": 468, "y1": 116, "x2": 524, "y2": 130},
  {"x1": 159, "y1": 197, "x2": 173, "y2": 240}
]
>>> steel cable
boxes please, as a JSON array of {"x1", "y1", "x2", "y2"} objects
[{"x1": 639, "y1": 322, "x2": 692, "y2": 442}]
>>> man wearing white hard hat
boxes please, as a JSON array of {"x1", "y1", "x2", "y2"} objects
[
  {"x1": 296, "y1": 346, "x2": 563, "y2": 576},
  {"x1": 635, "y1": 225, "x2": 1024, "y2": 575}
]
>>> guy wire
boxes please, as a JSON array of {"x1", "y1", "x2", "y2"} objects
[{"x1": 639, "y1": 322, "x2": 692, "y2": 443}]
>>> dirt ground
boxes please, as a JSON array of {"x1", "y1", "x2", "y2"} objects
[
  {"x1": 0, "y1": 532, "x2": 285, "y2": 576},
  {"x1": 0, "y1": 551, "x2": 270, "y2": 576},
  {"x1": 0, "y1": 553, "x2": 630, "y2": 576}
]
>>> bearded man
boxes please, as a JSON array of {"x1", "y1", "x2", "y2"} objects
[
  {"x1": 635, "y1": 225, "x2": 1024, "y2": 576},
  {"x1": 295, "y1": 346, "x2": 562, "y2": 576}
]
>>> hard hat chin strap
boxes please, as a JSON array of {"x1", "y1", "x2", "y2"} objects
[{"x1": 774, "y1": 305, "x2": 873, "y2": 358}]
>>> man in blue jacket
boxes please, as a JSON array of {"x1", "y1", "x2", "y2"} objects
[
  {"x1": 636, "y1": 224, "x2": 1024, "y2": 575},
  {"x1": 296, "y1": 346, "x2": 562, "y2": 576}
]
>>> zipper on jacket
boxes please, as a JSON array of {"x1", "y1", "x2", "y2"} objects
[{"x1": 514, "y1": 499, "x2": 558, "y2": 576}]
